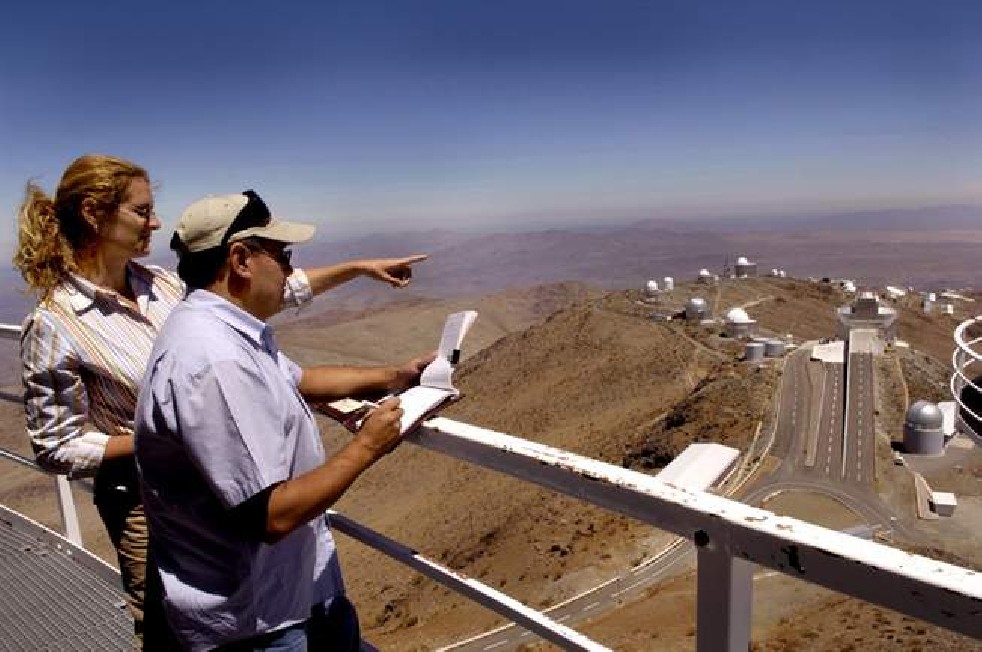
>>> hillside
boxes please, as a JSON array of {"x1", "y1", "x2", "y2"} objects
[
  {"x1": 0, "y1": 274, "x2": 977, "y2": 650},
  {"x1": 327, "y1": 292, "x2": 713, "y2": 648}
]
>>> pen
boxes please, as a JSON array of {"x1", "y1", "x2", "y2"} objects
[{"x1": 361, "y1": 395, "x2": 396, "y2": 410}]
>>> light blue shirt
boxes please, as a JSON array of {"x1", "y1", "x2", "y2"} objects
[{"x1": 135, "y1": 289, "x2": 343, "y2": 651}]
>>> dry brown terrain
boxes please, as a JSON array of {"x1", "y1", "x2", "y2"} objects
[{"x1": 0, "y1": 275, "x2": 979, "y2": 650}]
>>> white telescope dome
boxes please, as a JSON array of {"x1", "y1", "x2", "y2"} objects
[
  {"x1": 698, "y1": 268, "x2": 711, "y2": 277},
  {"x1": 725, "y1": 307, "x2": 752, "y2": 324},
  {"x1": 736, "y1": 256, "x2": 750, "y2": 265},
  {"x1": 645, "y1": 280, "x2": 659, "y2": 295}
]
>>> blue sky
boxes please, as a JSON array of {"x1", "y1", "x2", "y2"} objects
[{"x1": 1, "y1": 0, "x2": 981, "y2": 256}]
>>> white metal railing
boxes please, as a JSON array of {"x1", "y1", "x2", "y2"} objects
[
  {"x1": 952, "y1": 315, "x2": 982, "y2": 445},
  {"x1": 0, "y1": 447, "x2": 87, "y2": 546}
]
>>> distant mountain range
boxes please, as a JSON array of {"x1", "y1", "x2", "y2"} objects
[{"x1": 0, "y1": 204, "x2": 977, "y2": 323}]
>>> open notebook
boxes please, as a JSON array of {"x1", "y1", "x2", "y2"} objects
[{"x1": 320, "y1": 310, "x2": 478, "y2": 434}]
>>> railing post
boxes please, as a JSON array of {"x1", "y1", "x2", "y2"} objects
[
  {"x1": 695, "y1": 531, "x2": 754, "y2": 652},
  {"x1": 54, "y1": 475, "x2": 82, "y2": 547}
]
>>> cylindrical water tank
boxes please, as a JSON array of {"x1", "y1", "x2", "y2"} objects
[
  {"x1": 903, "y1": 401, "x2": 945, "y2": 455},
  {"x1": 744, "y1": 342, "x2": 765, "y2": 362},
  {"x1": 663, "y1": 276, "x2": 674, "y2": 291},
  {"x1": 764, "y1": 340, "x2": 786, "y2": 357}
]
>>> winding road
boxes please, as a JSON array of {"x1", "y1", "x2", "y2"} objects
[{"x1": 448, "y1": 334, "x2": 906, "y2": 651}]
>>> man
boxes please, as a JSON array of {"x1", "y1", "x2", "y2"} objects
[{"x1": 135, "y1": 190, "x2": 429, "y2": 651}]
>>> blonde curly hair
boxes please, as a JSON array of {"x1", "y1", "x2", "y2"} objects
[{"x1": 14, "y1": 154, "x2": 148, "y2": 300}]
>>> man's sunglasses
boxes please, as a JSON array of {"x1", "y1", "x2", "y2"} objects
[{"x1": 241, "y1": 239, "x2": 293, "y2": 267}]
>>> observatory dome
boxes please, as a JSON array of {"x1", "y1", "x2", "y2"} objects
[
  {"x1": 903, "y1": 400, "x2": 945, "y2": 456},
  {"x1": 645, "y1": 279, "x2": 659, "y2": 296},
  {"x1": 736, "y1": 256, "x2": 749, "y2": 265},
  {"x1": 684, "y1": 297, "x2": 709, "y2": 321},
  {"x1": 905, "y1": 401, "x2": 943, "y2": 431},
  {"x1": 686, "y1": 297, "x2": 708, "y2": 311},
  {"x1": 725, "y1": 308, "x2": 752, "y2": 324},
  {"x1": 698, "y1": 268, "x2": 711, "y2": 277}
]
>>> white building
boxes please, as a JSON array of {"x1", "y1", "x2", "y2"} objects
[
  {"x1": 930, "y1": 492, "x2": 957, "y2": 517},
  {"x1": 734, "y1": 256, "x2": 757, "y2": 278},
  {"x1": 724, "y1": 307, "x2": 756, "y2": 338}
]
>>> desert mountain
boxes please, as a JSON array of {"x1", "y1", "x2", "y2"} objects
[{"x1": 0, "y1": 274, "x2": 976, "y2": 650}]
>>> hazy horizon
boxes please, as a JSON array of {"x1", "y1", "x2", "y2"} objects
[{"x1": 3, "y1": 0, "x2": 982, "y2": 256}]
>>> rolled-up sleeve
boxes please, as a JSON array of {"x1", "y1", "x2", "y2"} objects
[
  {"x1": 21, "y1": 312, "x2": 109, "y2": 478},
  {"x1": 282, "y1": 268, "x2": 312, "y2": 311}
]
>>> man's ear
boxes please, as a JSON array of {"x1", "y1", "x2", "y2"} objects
[
  {"x1": 227, "y1": 242, "x2": 254, "y2": 280},
  {"x1": 79, "y1": 197, "x2": 101, "y2": 233}
]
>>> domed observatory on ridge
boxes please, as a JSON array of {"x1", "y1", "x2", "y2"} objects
[
  {"x1": 903, "y1": 401, "x2": 946, "y2": 456},
  {"x1": 643, "y1": 279, "x2": 659, "y2": 302},
  {"x1": 685, "y1": 296, "x2": 710, "y2": 322},
  {"x1": 734, "y1": 256, "x2": 757, "y2": 278},
  {"x1": 724, "y1": 307, "x2": 756, "y2": 338}
]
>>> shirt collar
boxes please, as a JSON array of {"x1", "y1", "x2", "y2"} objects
[
  {"x1": 63, "y1": 262, "x2": 157, "y2": 314},
  {"x1": 185, "y1": 289, "x2": 278, "y2": 358}
]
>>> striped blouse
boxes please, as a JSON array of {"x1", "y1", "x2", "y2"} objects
[{"x1": 21, "y1": 261, "x2": 313, "y2": 480}]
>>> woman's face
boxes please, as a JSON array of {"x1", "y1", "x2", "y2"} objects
[{"x1": 98, "y1": 177, "x2": 161, "y2": 259}]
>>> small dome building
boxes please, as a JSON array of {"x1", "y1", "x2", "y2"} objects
[
  {"x1": 685, "y1": 297, "x2": 709, "y2": 321},
  {"x1": 645, "y1": 279, "x2": 659, "y2": 298},
  {"x1": 903, "y1": 401, "x2": 945, "y2": 456},
  {"x1": 734, "y1": 256, "x2": 757, "y2": 278},
  {"x1": 724, "y1": 307, "x2": 756, "y2": 338}
]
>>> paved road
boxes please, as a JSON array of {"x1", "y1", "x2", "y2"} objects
[
  {"x1": 748, "y1": 341, "x2": 912, "y2": 540},
  {"x1": 450, "y1": 541, "x2": 693, "y2": 651},
  {"x1": 844, "y1": 352, "x2": 876, "y2": 485},
  {"x1": 448, "y1": 339, "x2": 907, "y2": 651}
]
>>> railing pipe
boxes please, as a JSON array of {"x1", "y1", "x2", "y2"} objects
[
  {"x1": 1, "y1": 448, "x2": 91, "y2": 545},
  {"x1": 695, "y1": 541, "x2": 754, "y2": 652},
  {"x1": 329, "y1": 511, "x2": 611, "y2": 652},
  {"x1": 54, "y1": 475, "x2": 83, "y2": 546},
  {"x1": 409, "y1": 418, "x2": 982, "y2": 643}
]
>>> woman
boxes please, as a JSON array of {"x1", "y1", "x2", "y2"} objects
[{"x1": 14, "y1": 154, "x2": 426, "y2": 643}]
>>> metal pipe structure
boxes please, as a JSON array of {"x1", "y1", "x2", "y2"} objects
[{"x1": 952, "y1": 315, "x2": 982, "y2": 445}]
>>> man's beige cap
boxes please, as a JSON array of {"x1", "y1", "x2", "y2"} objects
[{"x1": 172, "y1": 191, "x2": 316, "y2": 253}]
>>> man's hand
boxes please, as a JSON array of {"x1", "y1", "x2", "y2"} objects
[
  {"x1": 390, "y1": 352, "x2": 437, "y2": 392},
  {"x1": 361, "y1": 254, "x2": 428, "y2": 288},
  {"x1": 355, "y1": 398, "x2": 404, "y2": 459}
]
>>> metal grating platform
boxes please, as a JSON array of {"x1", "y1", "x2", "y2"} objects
[{"x1": 0, "y1": 506, "x2": 133, "y2": 651}]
